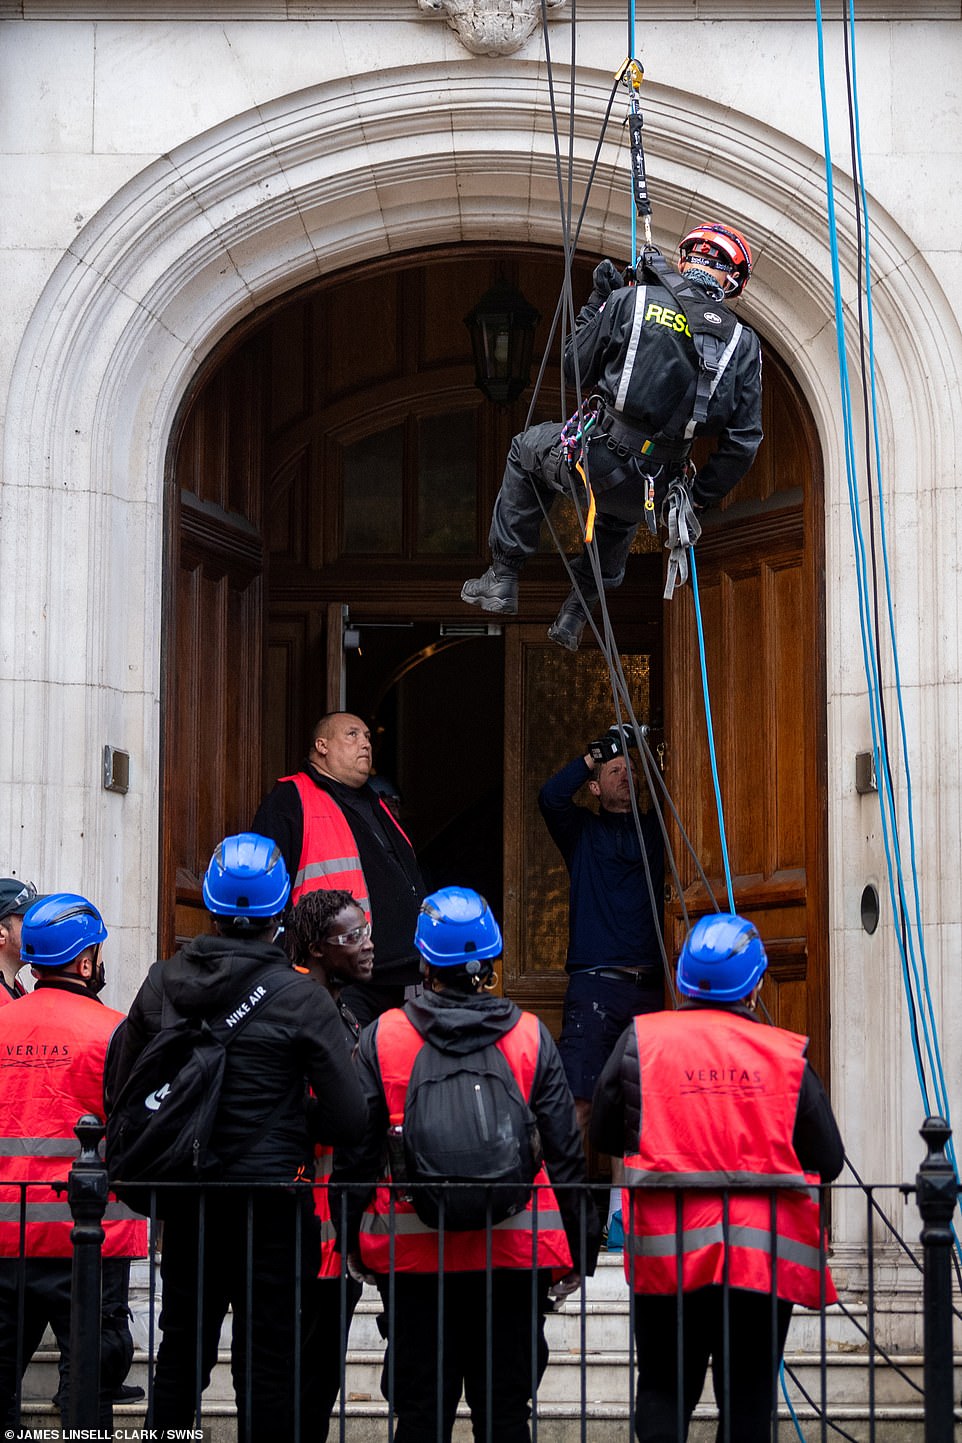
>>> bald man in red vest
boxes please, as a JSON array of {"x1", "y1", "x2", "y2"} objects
[{"x1": 254, "y1": 712, "x2": 425, "y2": 1026}]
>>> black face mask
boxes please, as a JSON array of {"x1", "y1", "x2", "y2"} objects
[{"x1": 85, "y1": 959, "x2": 106, "y2": 997}]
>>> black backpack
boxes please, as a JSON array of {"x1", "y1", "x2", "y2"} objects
[
  {"x1": 400, "y1": 1039, "x2": 543, "y2": 1232},
  {"x1": 105, "y1": 967, "x2": 302, "y2": 1215}
]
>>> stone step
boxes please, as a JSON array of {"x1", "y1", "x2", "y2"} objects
[
  {"x1": 18, "y1": 1343, "x2": 942, "y2": 1411},
  {"x1": 17, "y1": 1254, "x2": 961, "y2": 1438},
  {"x1": 120, "y1": 1253, "x2": 880, "y2": 1353},
  {"x1": 13, "y1": 1397, "x2": 943, "y2": 1443}
]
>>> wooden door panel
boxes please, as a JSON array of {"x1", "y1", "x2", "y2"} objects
[
  {"x1": 162, "y1": 333, "x2": 267, "y2": 957},
  {"x1": 165, "y1": 557, "x2": 263, "y2": 949},
  {"x1": 665, "y1": 355, "x2": 827, "y2": 1082}
]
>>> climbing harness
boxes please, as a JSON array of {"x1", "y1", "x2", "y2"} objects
[{"x1": 559, "y1": 398, "x2": 602, "y2": 541}]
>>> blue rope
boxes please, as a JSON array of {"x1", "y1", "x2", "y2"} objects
[
  {"x1": 628, "y1": 0, "x2": 636, "y2": 262},
  {"x1": 689, "y1": 550, "x2": 735, "y2": 913},
  {"x1": 813, "y1": 0, "x2": 957, "y2": 1173},
  {"x1": 779, "y1": 1360, "x2": 808, "y2": 1443},
  {"x1": 845, "y1": 6, "x2": 954, "y2": 1141}
]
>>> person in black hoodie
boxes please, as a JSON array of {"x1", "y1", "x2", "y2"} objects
[
  {"x1": 109, "y1": 834, "x2": 367, "y2": 1443},
  {"x1": 253, "y1": 712, "x2": 425, "y2": 1027},
  {"x1": 332, "y1": 887, "x2": 601, "y2": 1443}
]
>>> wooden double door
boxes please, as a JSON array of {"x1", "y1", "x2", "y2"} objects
[{"x1": 162, "y1": 246, "x2": 827, "y2": 1079}]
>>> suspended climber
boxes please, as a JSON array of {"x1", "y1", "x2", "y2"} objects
[
  {"x1": 461, "y1": 221, "x2": 762, "y2": 648},
  {"x1": 460, "y1": 55, "x2": 762, "y2": 645}
]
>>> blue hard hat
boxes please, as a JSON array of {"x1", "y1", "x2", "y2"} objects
[
  {"x1": 414, "y1": 887, "x2": 502, "y2": 967},
  {"x1": 20, "y1": 892, "x2": 108, "y2": 967},
  {"x1": 202, "y1": 832, "x2": 290, "y2": 919},
  {"x1": 677, "y1": 912, "x2": 767, "y2": 1002}
]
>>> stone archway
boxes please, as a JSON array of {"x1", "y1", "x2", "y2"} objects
[{"x1": 2, "y1": 64, "x2": 957, "y2": 1150}]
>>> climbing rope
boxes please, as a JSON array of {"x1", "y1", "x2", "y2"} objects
[
  {"x1": 527, "y1": 5, "x2": 960, "y2": 1436},
  {"x1": 529, "y1": 0, "x2": 733, "y2": 1003},
  {"x1": 813, "y1": 0, "x2": 957, "y2": 1191}
]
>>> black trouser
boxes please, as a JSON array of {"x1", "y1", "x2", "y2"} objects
[
  {"x1": 0, "y1": 1255, "x2": 134, "y2": 1429},
  {"x1": 377, "y1": 1270, "x2": 551, "y2": 1443},
  {"x1": 632, "y1": 1287, "x2": 794, "y2": 1443},
  {"x1": 150, "y1": 1187, "x2": 317, "y2": 1443},
  {"x1": 301, "y1": 1273, "x2": 363, "y2": 1443},
  {"x1": 488, "y1": 421, "x2": 667, "y2": 596}
]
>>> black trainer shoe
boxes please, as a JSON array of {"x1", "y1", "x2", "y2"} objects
[
  {"x1": 52, "y1": 1383, "x2": 146, "y2": 1407},
  {"x1": 548, "y1": 591, "x2": 595, "y2": 651},
  {"x1": 460, "y1": 565, "x2": 519, "y2": 615},
  {"x1": 113, "y1": 1383, "x2": 146, "y2": 1403}
]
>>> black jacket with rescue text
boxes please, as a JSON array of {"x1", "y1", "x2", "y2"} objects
[{"x1": 564, "y1": 279, "x2": 763, "y2": 508}]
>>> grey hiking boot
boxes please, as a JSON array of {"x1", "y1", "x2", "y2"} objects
[
  {"x1": 548, "y1": 590, "x2": 596, "y2": 651},
  {"x1": 460, "y1": 564, "x2": 519, "y2": 615}
]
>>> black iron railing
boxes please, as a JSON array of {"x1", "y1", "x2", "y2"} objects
[{"x1": 2, "y1": 1116, "x2": 961, "y2": 1442}]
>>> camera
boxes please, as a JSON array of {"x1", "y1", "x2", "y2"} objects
[{"x1": 587, "y1": 724, "x2": 636, "y2": 766}]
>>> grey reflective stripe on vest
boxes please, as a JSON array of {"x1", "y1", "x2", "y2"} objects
[
  {"x1": 0, "y1": 1199, "x2": 141, "y2": 1222},
  {"x1": 294, "y1": 859, "x2": 371, "y2": 913},
  {"x1": 627, "y1": 1222, "x2": 824, "y2": 1273},
  {"x1": 613, "y1": 287, "x2": 647, "y2": 414},
  {"x1": 362, "y1": 1204, "x2": 566, "y2": 1238},
  {"x1": 624, "y1": 1164, "x2": 811, "y2": 1191},
  {"x1": 0, "y1": 1137, "x2": 81, "y2": 1158},
  {"x1": 683, "y1": 321, "x2": 744, "y2": 441}
]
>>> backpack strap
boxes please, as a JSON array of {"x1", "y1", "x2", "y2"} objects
[
  {"x1": 497, "y1": 1011, "x2": 541, "y2": 1103},
  {"x1": 158, "y1": 966, "x2": 310, "y2": 1171},
  {"x1": 157, "y1": 964, "x2": 305, "y2": 1041},
  {"x1": 637, "y1": 248, "x2": 743, "y2": 430}
]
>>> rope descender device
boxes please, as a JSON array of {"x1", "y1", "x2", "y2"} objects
[
  {"x1": 615, "y1": 57, "x2": 652, "y2": 249},
  {"x1": 560, "y1": 400, "x2": 601, "y2": 544}
]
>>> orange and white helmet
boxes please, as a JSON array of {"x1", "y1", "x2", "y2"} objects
[{"x1": 679, "y1": 222, "x2": 753, "y2": 297}]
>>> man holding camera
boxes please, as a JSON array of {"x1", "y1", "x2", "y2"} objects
[{"x1": 539, "y1": 725, "x2": 664, "y2": 1243}]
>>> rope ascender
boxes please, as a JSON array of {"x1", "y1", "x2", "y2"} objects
[{"x1": 616, "y1": 56, "x2": 652, "y2": 255}]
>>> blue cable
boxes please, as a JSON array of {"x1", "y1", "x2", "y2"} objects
[
  {"x1": 779, "y1": 1360, "x2": 807, "y2": 1443},
  {"x1": 628, "y1": 0, "x2": 636, "y2": 262},
  {"x1": 689, "y1": 550, "x2": 735, "y2": 913},
  {"x1": 813, "y1": 0, "x2": 957, "y2": 1163},
  {"x1": 844, "y1": 6, "x2": 955, "y2": 1140},
  {"x1": 813, "y1": 2, "x2": 935, "y2": 1116}
]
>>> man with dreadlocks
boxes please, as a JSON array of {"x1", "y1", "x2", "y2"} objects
[
  {"x1": 462, "y1": 223, "x2": 762, "y2": 649},
  {"x1": 286, "y1": 888, "x2": 373, "y2": 1443}
]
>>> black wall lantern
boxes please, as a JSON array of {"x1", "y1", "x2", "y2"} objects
[{"x1": 464, "y1": 279, "x2": 540, "y2": 406}]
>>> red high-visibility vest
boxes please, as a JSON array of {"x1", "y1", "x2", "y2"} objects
[
  {"x1": 0, "y1": 988, "x2": 148, "y2": 1259},
  {"x1": 360, "y1": 1009, "x2": 572, "y2": 1274},
  {"x1": 621, "y1": 1009, "x2": 835, "y2": 1309},
  {"x1": 282, "y1": 772, "x2": 370, "y2": 911},
  {"x1": 313, "y1": 1145, "x2": 343, "y2": 1279}
]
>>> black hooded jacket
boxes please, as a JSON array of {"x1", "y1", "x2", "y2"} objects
[
  {"x1": 332, "y1": 987, "x2": 601, "y2": 1272},
  {"x1": 108, "y1": 934, "x2": 368, "y2": 1181}
]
